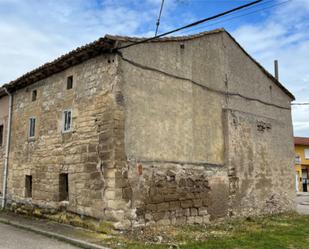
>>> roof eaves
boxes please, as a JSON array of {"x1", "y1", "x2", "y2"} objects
[
  {"x1": 4, "y1": 37, "x2": 116, "y2": 92},
  {"x1": 105, "y1": 28, "x2": 225, "y2": 43},
  {"x1": 295, "y1": 137, "x2": 309, "y2": 146}
]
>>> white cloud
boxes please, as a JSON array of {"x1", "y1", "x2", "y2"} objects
[{"x1": 232, "y1": 0, "x2": 309, "y2": 137}]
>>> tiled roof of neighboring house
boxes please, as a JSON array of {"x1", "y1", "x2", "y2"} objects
[
  {"x1": 295, "y1": 137, "x2": 309, "y2": 146},
  {"x1": 3, "y1": 28, "x2": 295, "y2": 100}
]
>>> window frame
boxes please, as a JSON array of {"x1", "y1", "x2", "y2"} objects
[
  {"x1": 29, "y1": 117, "x2": 36, "y2": 138},
  {"x1": 62, "y1": 109, "x2": 72, "y2": 133},
  {"x1": 305, "y1": 149, "x2": 309, "y2": 159}
]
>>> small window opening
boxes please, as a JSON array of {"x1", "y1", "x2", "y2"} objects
[
  {"x1": 59, "y1": 173, "x2": 69, "y2": 201},
  {"x1": 0, "y1": 125, "x2": 3, "y2": 146},
  {"x1": 180, "y1": 44, "x2": 185, "y2": 49},
  {"x1": 32, "y1": 90, "x2": 37, "y2": 101},
  {"x1": 29, "y1": 118, "x2": 36, "y2": 138},
  {"x1": 25, "y1": 175, "x2": 32, "y2": 198},
  {"x1": 67, "y1": 76, "x2": 73, "y2": 90},
  {"x1": 63, "y1": 110, "x2": 72, "y2": 132}
]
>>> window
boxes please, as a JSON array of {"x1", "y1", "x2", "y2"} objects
[
  {"x1": 32, "y1": 90, "x2": 37, "y2": 101},
  {"x1": 63, "y1": 110, "x2": 72, "y2": 132},
  {"x1": 59, "y1": 173, "x2": 69, "y2": 201},
  {"x1": 67, "y1": 76, "x2": 73, "y2": 90},
  {"x1": 29, "y1": 118, "x2": 36, "y2": 138},
  {"x1": 0, "y1": 125, "x2": 3, "y2": 146},
  {"x1": 25, "y1": 175, "x2": 32, "y2": 198},
  {"x1": 305, "y1": 149, "x2": 309, "y2": 159},
  {"x1": 296, "y1": 155, "x2": 301, "y2": 165}
]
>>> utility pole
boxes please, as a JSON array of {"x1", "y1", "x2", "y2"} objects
[
  {"x1": 155, "y1": 0, "x2": 165, "y2": 36},
  {"x1": 274, "y1": 60, "x2": 279, "y2": 80}
]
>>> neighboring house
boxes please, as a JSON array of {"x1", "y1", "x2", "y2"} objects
[
  {"x1": 1, "y1": 28, "x2": 295, "y2": 228},
  {"x1": 294, "y1": 137, "x2": 309, "y2": 192},
  {"x1": 0, "y1": 89, "x2": 9, "y2": 198}
]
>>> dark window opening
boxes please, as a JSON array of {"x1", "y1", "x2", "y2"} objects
[
  {"x1": 59, "y1": 173, "x2": 69, "y2": 201},
  {"x1": 29, "y1": 118, "x2": 36, "y2": 138},
  {"x1": 25, "y1": 175, "x2": 32, "y2": 198},
  {"x1": 67, "y1": 76, "x2": 73, "y2": 90},
  {"x1": 0, "y1": 125, "x2": 3, "y2": 146},
  {"x1": 32, "y1": 90, "x2": 37, "y2": 101}
]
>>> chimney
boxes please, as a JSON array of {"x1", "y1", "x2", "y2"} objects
[{"x1": 274, "y1": 60, "x2": 279, "y2": 80}]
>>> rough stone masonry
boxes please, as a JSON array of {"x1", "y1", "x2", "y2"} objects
[{"x1": 1, "y1": 28, "x2": 296, "y2": 229}]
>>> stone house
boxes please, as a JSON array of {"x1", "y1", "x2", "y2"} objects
[{"x1": 1, "y1": 28, "x2": 295, "y2": 228}]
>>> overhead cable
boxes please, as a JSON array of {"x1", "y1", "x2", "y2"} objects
[{"x1": 115, "y1": 0, "x2": 263, "y2": 51}]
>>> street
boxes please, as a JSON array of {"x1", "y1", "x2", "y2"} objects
[
  {"x1": 296, "y1": 192, "x2": 309, "y2": 215},
  {"x1": 0, "y1": 223, "x2": 80, "y2": 249}
]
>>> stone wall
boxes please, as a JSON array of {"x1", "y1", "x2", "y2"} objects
[
  {"x1": 0, "y1": 95, "x2": 9, "y2": 195},
  {"x1": 126, "y1": 161, "x2": 230, "y2": 226},
  {"x1": 220, "y1": 32, "x2": 295, "y2": 215},
  {"x1": 118, "y1": 31, "x2": 295, "y2": 226},
  {"x1": 7, "y1": 54, "x2": 124, "y2": 219},
  {"x1": 225, "y1": 109, "x2": 295, "y2": 216}
]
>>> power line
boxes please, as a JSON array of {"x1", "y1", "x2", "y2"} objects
[
  {"x1": 177, "y1": 0, "x2": 277, "y2": 34},
  {"x1": 178, "y1": 0, "x2": 291, "y2": 35},
  {"x1": 115, "y1": 0, "x2": 263, "y2": 51},
  {"x1": 155, "y1": 0, "x2": 165, "y2": 36},
  {"x1": 197, "y1": 0, "x2": 273, "y2": 20},
  {"x1": 292, "y1": 103, "x2": 309, "y2": 106}
]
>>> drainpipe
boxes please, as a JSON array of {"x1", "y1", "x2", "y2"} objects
[{"x1": 2, "y1": 87, "x2": 12, "y2": 209}]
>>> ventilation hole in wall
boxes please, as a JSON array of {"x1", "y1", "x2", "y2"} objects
[
  {"x1": 32, "y1": 90, "x2": 37, "y2": 101},
  {"x1": 67, "y1": 76, "x2": 73, "y2": 90}
]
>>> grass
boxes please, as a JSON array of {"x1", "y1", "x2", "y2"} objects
[{"x1": 120, "y1": 213, "x2": 309, "y2": 249}]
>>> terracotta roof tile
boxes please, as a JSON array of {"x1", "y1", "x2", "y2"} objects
[{"x1": 295, "y1": 137, "x2": 309, "y2": 146}]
